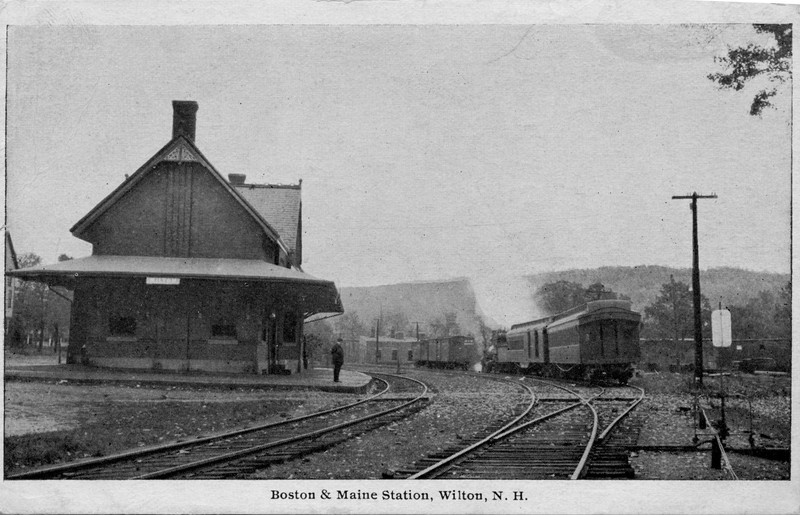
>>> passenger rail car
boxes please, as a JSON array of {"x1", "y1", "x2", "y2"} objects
[
  {"x1": 416, "y1": 336, "x2": 479, "y2": 370},
  {"x1": 489, "y1": 300, "x2": 641, "y2": 383}
]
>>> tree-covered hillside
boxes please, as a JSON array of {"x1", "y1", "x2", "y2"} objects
[{"x1": 524, "y1": 266, "x2": 788, "y2": 313}]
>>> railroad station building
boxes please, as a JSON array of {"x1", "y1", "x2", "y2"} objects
[{"x1": 9, "y1": 101, "x2": 342, "y2": 375}]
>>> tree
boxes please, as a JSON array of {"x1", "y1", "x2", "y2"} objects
[
  {"x1": 585, "y1": 282, "x2": 619, "y2": 301},
  {"x1": 535, "y1": 280, "x2": 626, "y2": 315},
  {"x1": 729, "y1": 290, "x2": 779, "y2": 340},
  {"x1": 303, "y1": 319, "x2": 335, "y2": 363},
  {"x1": 427, "y1": 312, "x2": 461, "y2": 338},
  {"x1": 10, "y1": 252, "x2": 72, "y2": 351},
  {"x1": 774, "y1": 281, "x2": 791, "y2": 339},
  {"x1": 383, "y1": 310, "x2": 410, "y2": 338},
  {"x1": 708, "y1": 24, "x2": 792, "y2": 115},
  {"x1": 535, "y1": 280, "x2": 587, "y2": 315},
  {"x1": 642, "y1": 279, "x2": 711, "y2": 340},
  {"x1": 333, "y1": 312, "x2": 366, "y2": 340}
]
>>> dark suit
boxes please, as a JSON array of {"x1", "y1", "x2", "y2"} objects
[{"x1": 331, "y1": 343, "x2": 344, "y2": 382}]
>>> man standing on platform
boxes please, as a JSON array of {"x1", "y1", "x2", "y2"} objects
[{"x1": 331, "y1": 338, "x2": 344, "y2": 383}]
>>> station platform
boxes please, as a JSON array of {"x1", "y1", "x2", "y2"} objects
[{"x1": 4, "y1": 362, "x2": 372, "y2": 393}]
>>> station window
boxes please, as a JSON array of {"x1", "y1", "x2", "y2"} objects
[
  {"x1": 408, "y1": 350, "x2": 413, "y2": 360},
  {"x1": 376, "y1": 350, "x2": 382, "y2": 360},
  {"x1": 109, "y1": 316, "x2": 136, "y2": 336},
  {"x1": 283, "y1": 312, "x2": 297, "y2": 343},
  {"x1": 212, "y1": 321, "x2": 237, "y2": 338},
  {"x1": 391, "y1": 350, "x2": 398, "y2": 360},
  {"x1": 534, "y1": 331, "x2": 540, "y2": 358}
]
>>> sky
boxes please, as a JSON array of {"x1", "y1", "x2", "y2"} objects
[
  {"x1": 5, "y1": 23, "x2": 792, "y2": 297},
  {"x1": 2, "y1": 3, "x2": 799, "y2": 513}
]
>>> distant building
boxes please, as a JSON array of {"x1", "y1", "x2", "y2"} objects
[
  {"x1": 10, "y1": 101, "x2": 342, "y2": 374},
  {"x1": 5, "y1": 232, "x2": 19, "y2": 332},
  {"x1": 359, "y1": 335, "x2": 420, "y2": 364}
]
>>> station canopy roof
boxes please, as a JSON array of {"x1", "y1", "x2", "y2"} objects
[{"x1": 7, "y1": 255, "x2": 343, "y2": 317}]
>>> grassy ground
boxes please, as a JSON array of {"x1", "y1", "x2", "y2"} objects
[{"x1": 3, "y1": 383, "x2": 328, "y2": 475}]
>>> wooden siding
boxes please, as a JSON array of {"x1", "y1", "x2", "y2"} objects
[{"x1": 82, "y1": 162, "x2": 274, "y2": 262}]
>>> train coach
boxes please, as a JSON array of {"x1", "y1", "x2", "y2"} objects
[
  {"x1": 416, "y1": 336, "x2": 479, "y2": 370},
  {"x1": 489, "y1": 299, "x2": 641, "y2": 383}
]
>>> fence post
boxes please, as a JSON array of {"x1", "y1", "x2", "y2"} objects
[{"x1": 711, "y1": 438, "x2": 722, "y2": 469}]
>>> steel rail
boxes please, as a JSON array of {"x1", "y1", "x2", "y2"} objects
[
  {"x1": 133, "y1": 373, "x2": 429, "y2": 479},
  {"x1": 491, "y1": 380, "x2": 604, "y2": 441},
  {"x1": 407, "y1": 377, "x2": 537, "y2": 479},
  {"x1": 409, "y1": 378, "x2": 602, "y2": 480},
  {"x1": 530, "y1": 380, "x2": 603, "y2": 481},
  {"x1": 700, "y1": 408, "x2": 739, "y2": 480},
  {"x1": 7, "y1": 375, "x2": 393, "y2": 480},
  {"x1": 597, "y1": 385, "x2": 646, "y2": 442},
  {"x1": 571, "y1": 398, "x2": 599, "y2": 480}
]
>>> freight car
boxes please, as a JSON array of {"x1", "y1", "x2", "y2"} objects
[
  {"x1": 416, "y1": 336, "x2": 480, "y2": 370},
  {"x1": 487, "y1": 300, "x2": 641, "y2": 384}
]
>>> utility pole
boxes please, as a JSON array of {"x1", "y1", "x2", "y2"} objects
[
  {"x1": 375, "y1": 318, "x2": 380, "y2": 364},
  {"x1": 670, "y1": 274, "x2": 680, "y2": 370},
  {"x1": 672, "y1": 192, "x2": 717, "y2": 386}
]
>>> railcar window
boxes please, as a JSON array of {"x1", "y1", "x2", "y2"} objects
[
  {"x1": 408, "y1": 350, "x2": 413, "y2": 360},
  {"x1": 391, "y1": 350, "x2": 398, "y2": 360},
  {"x1": 508, "y1": 335, "x2": 524, "y2": 350},
  {"x1": 534, "y1": 330, "x2": 539, "y2": 358}
]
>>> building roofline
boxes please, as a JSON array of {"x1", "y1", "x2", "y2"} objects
[
  {"x1": 5, "y1": 232, "x2": 19, "y2": 270},
  {"x1": 69, "y1": 136, "x2": 290, "y2": 257}
]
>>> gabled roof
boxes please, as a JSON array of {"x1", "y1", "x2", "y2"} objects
[
  {"x1": 234, "y1": 184, "x2": 301, "y2": 257},
  {"x1": 5, "y1": 232, "x2": 19, "y2": 270},
  {"x1": 70, "y1": 136, "x2": 290, "y2": 257}
]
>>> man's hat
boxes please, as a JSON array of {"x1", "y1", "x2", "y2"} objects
[{"x1": 337, "y1": 338, "x2": 343, "y2": 342}]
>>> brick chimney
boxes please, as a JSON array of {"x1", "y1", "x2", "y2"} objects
[
  {"x1": 228, "y1": 174, "x2": 246, "y2": 185},
  {"x1": 172, "y1": 101, "x2": 198, "y2": 141}
]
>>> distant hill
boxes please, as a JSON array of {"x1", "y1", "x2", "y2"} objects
[
  {"x1": 339, "y1": 278, "x2": 485, "y2": 338},
  {"x1": 336, "y1": 267, "x2": 788, "y2": 336},
  {"x1": 523, "y1": 266, "x2": 789, "y2": 313}
]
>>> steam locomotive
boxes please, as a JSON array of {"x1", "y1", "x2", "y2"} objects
[{"x1": 487, "y1": 300, "x2": 641, "y2": 383}]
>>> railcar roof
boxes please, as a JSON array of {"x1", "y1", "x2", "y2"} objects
[{"x1": 509, "y1": 300, "x2": 638, "y2": 332}]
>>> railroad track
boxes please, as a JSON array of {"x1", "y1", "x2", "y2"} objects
[
  {"x1": 399, "y1": 378, "x2": 644, "y2": 480},
  {"x1": 7, "y1": 373, "x2": 429, "y2": 480}
]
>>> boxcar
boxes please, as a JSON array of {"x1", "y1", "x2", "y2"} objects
[{"x1": 416, "y1": 336, "x2": 478, "y2": 370}]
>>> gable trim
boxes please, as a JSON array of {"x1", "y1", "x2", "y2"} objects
[{"x1": 70, "y1": 136, "x2": 289, "y2": 257}]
